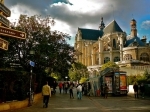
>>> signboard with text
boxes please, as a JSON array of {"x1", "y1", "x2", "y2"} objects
[
  {"x1": 0, "y1": 37, "x2": 8, "y2": 50},
  {"x1": 0, "y1": 14, "x2": 9, "y2": 27},
  {"x1": 0, "y1": 26, "x2": 26, "y2": 39},
  {"x1": 0, "y1": 2, "x2": 11, "y2": 17}
]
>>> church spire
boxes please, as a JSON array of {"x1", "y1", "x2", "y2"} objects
[
  {"x1": 130, "y1": 18, "x2": 137, "y2": 37},
  {"x1": 99, "y1": 17, "x2": 105, "y2": 30}
]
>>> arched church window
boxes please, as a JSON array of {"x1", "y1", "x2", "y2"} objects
[
  {"x1": 113, "y1": 39, "x2": 116, "y2": 49},
  {"x1": 140, "y1": 53, "x2": 149, "y2": 61},
  {"x1": 104, "y1": 57, "x2": 110, "y2": 63},
  {"x1": 123, "y1": 54, "x2": 132, "y2": 61},
  {"x1": 114, "y1": 57, "x2": 120, "y2": 62}
]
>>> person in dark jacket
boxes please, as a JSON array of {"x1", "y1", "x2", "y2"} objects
[
  {"x1": 69, "y1": 82, "x2": 74, "y2": 99},
  {"x1": 103, "y1": 83, "x2": 109, "y2": 99},
  {"x1": 140, "y1": 83, "x2": 145, "y2": 98},
  {"x1": 133, "y1": 82, "x2": 139, "y2": 98},
  {"x1": 53, "y1": 81, "x2": 57, "y2": 94}
]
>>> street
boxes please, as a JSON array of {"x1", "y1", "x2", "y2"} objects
[{"x1": 2, "y1": 88, "x2": 150, "y2": 112}]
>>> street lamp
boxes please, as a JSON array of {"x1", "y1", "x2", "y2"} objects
[
  {"x1": 65, "y1": 76, "x2": 68, "y2": 81},
  {"x1": 29, "y1": 50, "x2": 35, "y2": 106}
]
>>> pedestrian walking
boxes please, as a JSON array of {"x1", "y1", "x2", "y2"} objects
[
  {"x1": 133, "y1": 82, "x2": 139, "y2": 98},
  {"x1": 76, "y1": 84, "x2": 82, "y2": 99},
  {"x1": 62, "y1": 82, "x2": 65, "y2": 93},
  {"x1": 52, "y1": 81, "x2": 57, "y2": 94},
  {"x1": 42, "y1": 81, "x2": 51, "y2": 108},
  {"x1": 64, "y1": 82, "x2": 69, "y2": 94},
  {"x1": 69, "y1": 82, "x2": 74, "y2": 99},
  {"x1": 140, "y1": 83, "x2": 145, "y2": 98},
  {"x1": 82, "y1": 83, "x2": 85, "y2": 95},
  {"x1": 58, "y1": 82, "x2": 63, "y2": 94},
  {"x1": 103, "y1": 83, "x2": 109, "y2": 99}
]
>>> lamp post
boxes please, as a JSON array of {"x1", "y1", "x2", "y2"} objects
[
  {"x1": 29, "y1": 50, "x2": 35, "y2": 106},
  {"x1": 65, "y1": 76, "x2": 68, "y2": 81}
]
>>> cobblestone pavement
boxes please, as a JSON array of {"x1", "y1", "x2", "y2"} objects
[{"x1": 2, "y1": 88, "x2": 150, "y2": 112}]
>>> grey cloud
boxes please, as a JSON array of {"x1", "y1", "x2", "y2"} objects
[
  {"x1": 4, "y1": 0, "x2": 150, "y2": 37},
  {"x1": 5, "y1": 0, "x2": 71, "y2": 14}
]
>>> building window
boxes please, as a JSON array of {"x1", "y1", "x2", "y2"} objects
[
  {"x1": 140, "y1": 53, "x2": 149, "y2": 61},
  {"x1": 123, "y1": 54, "x2": 132, "y2": 61},
  {"x1": 114, "y1": 57, "x2": 120, "y2": 62},
  {"x1": 104, "y1": 57, "x2": 110, "y2": 63},
  {"x1": 96, "y1": 58, "x2": 99, "y2": 65},
  {"x1": 113, "y1": 39, "x2": 116, "y2": 48}
]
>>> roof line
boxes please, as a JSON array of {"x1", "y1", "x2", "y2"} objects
[
  {"x1": 103, "y1": 20, "x2": 116, "y2": 30},
  {"x1": 78, "y1": 27, "x2": 100, "y2": 31}
]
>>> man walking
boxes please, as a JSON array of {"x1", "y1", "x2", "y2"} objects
[
  {"x1": 133, "y1": 82, "x2": 139, "y2": 98},
  {"x1": 42, "y1": 81, "x2": 51, "y2": 108}
]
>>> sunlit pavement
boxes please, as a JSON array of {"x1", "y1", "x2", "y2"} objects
[{"x1": 2, "y1": 88, "x2": 150, "y2": 112}]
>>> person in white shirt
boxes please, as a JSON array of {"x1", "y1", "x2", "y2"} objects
[{"x1": 76, "y1": 84, "x2": 82, "y2": 99}]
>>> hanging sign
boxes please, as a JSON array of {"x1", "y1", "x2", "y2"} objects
[
  {"x1": 0, "y1": 37, "x2": 8, "y2": 50},
  {"x1": 0, "y1": 26, "x2": 26, "y2": 39},
  {"x1": 0, "y1": 14, "x2": 9, "y2": 27},
  {"x1": 0, "y1": 2, "x2": 11, "y2": 17}
]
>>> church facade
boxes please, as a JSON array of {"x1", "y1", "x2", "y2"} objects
[{"x1": 74, "y1": 18, "x2": 150, "y2": 74}]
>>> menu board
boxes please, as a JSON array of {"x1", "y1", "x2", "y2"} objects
[{"x1": 105, "y1": 77, "x2": 112, "y2": 93}]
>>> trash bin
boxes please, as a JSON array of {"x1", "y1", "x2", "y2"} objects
[{"x1": 96, "y1": 89, "x2": 100, "y2": 96}]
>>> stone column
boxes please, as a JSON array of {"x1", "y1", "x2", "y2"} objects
[
  {"x1": 84, "y1": 44, "x2": 87, "y2": 66},
  {"x1": 81, "y1": 41, "x2": 84, "y2": 64},
  {"x1": 88, "y1": 43, "x2": 92, "y2": 66},
  {"x1": 93, "y1": 48, "x2": 96, "y2": 65},
  {"x1": 91, "y1": 48, "x2": 94, "y2": 65},
  {"x1": 98, "y1": 38, "x2": 103, "y2": 65},
  {"x1": 78, "y1": 42, "x2": 82, "y2": 62},
  {"x1": 110, "y1": 47, "x2": 113, "y2": 61},
  {"x1": 119, "y1": 36, "x2": 123, "y2": 61},
  {"x1": 86, "y1": 43, "x2": 90, "y2": 66}
]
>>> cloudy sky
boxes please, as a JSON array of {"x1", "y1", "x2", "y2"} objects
[{"x1": 5, "y1": 0, "x2": 150, "y2": 46}]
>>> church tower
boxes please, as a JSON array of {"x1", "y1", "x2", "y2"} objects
[
  {"x1": 130, "y1": 19, "x2": 137, "y2": 37},
  {"x1": 99, "y1": 17, "x2": 105, "y2": 30}
]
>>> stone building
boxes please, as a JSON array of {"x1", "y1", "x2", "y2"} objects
[{"x1": 74, "y1": 18, "x2": 150, "y2": 76}]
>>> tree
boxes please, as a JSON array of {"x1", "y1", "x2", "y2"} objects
[
  {"x1": 101, "y1": 61, "x2": 119, "y2": 71},
  {"x1": 69, "y1": 62, "x2": 88, "y2": 81},
  {"x1": 0, "y1": 15, "x2": 75, "y2": 79}
]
